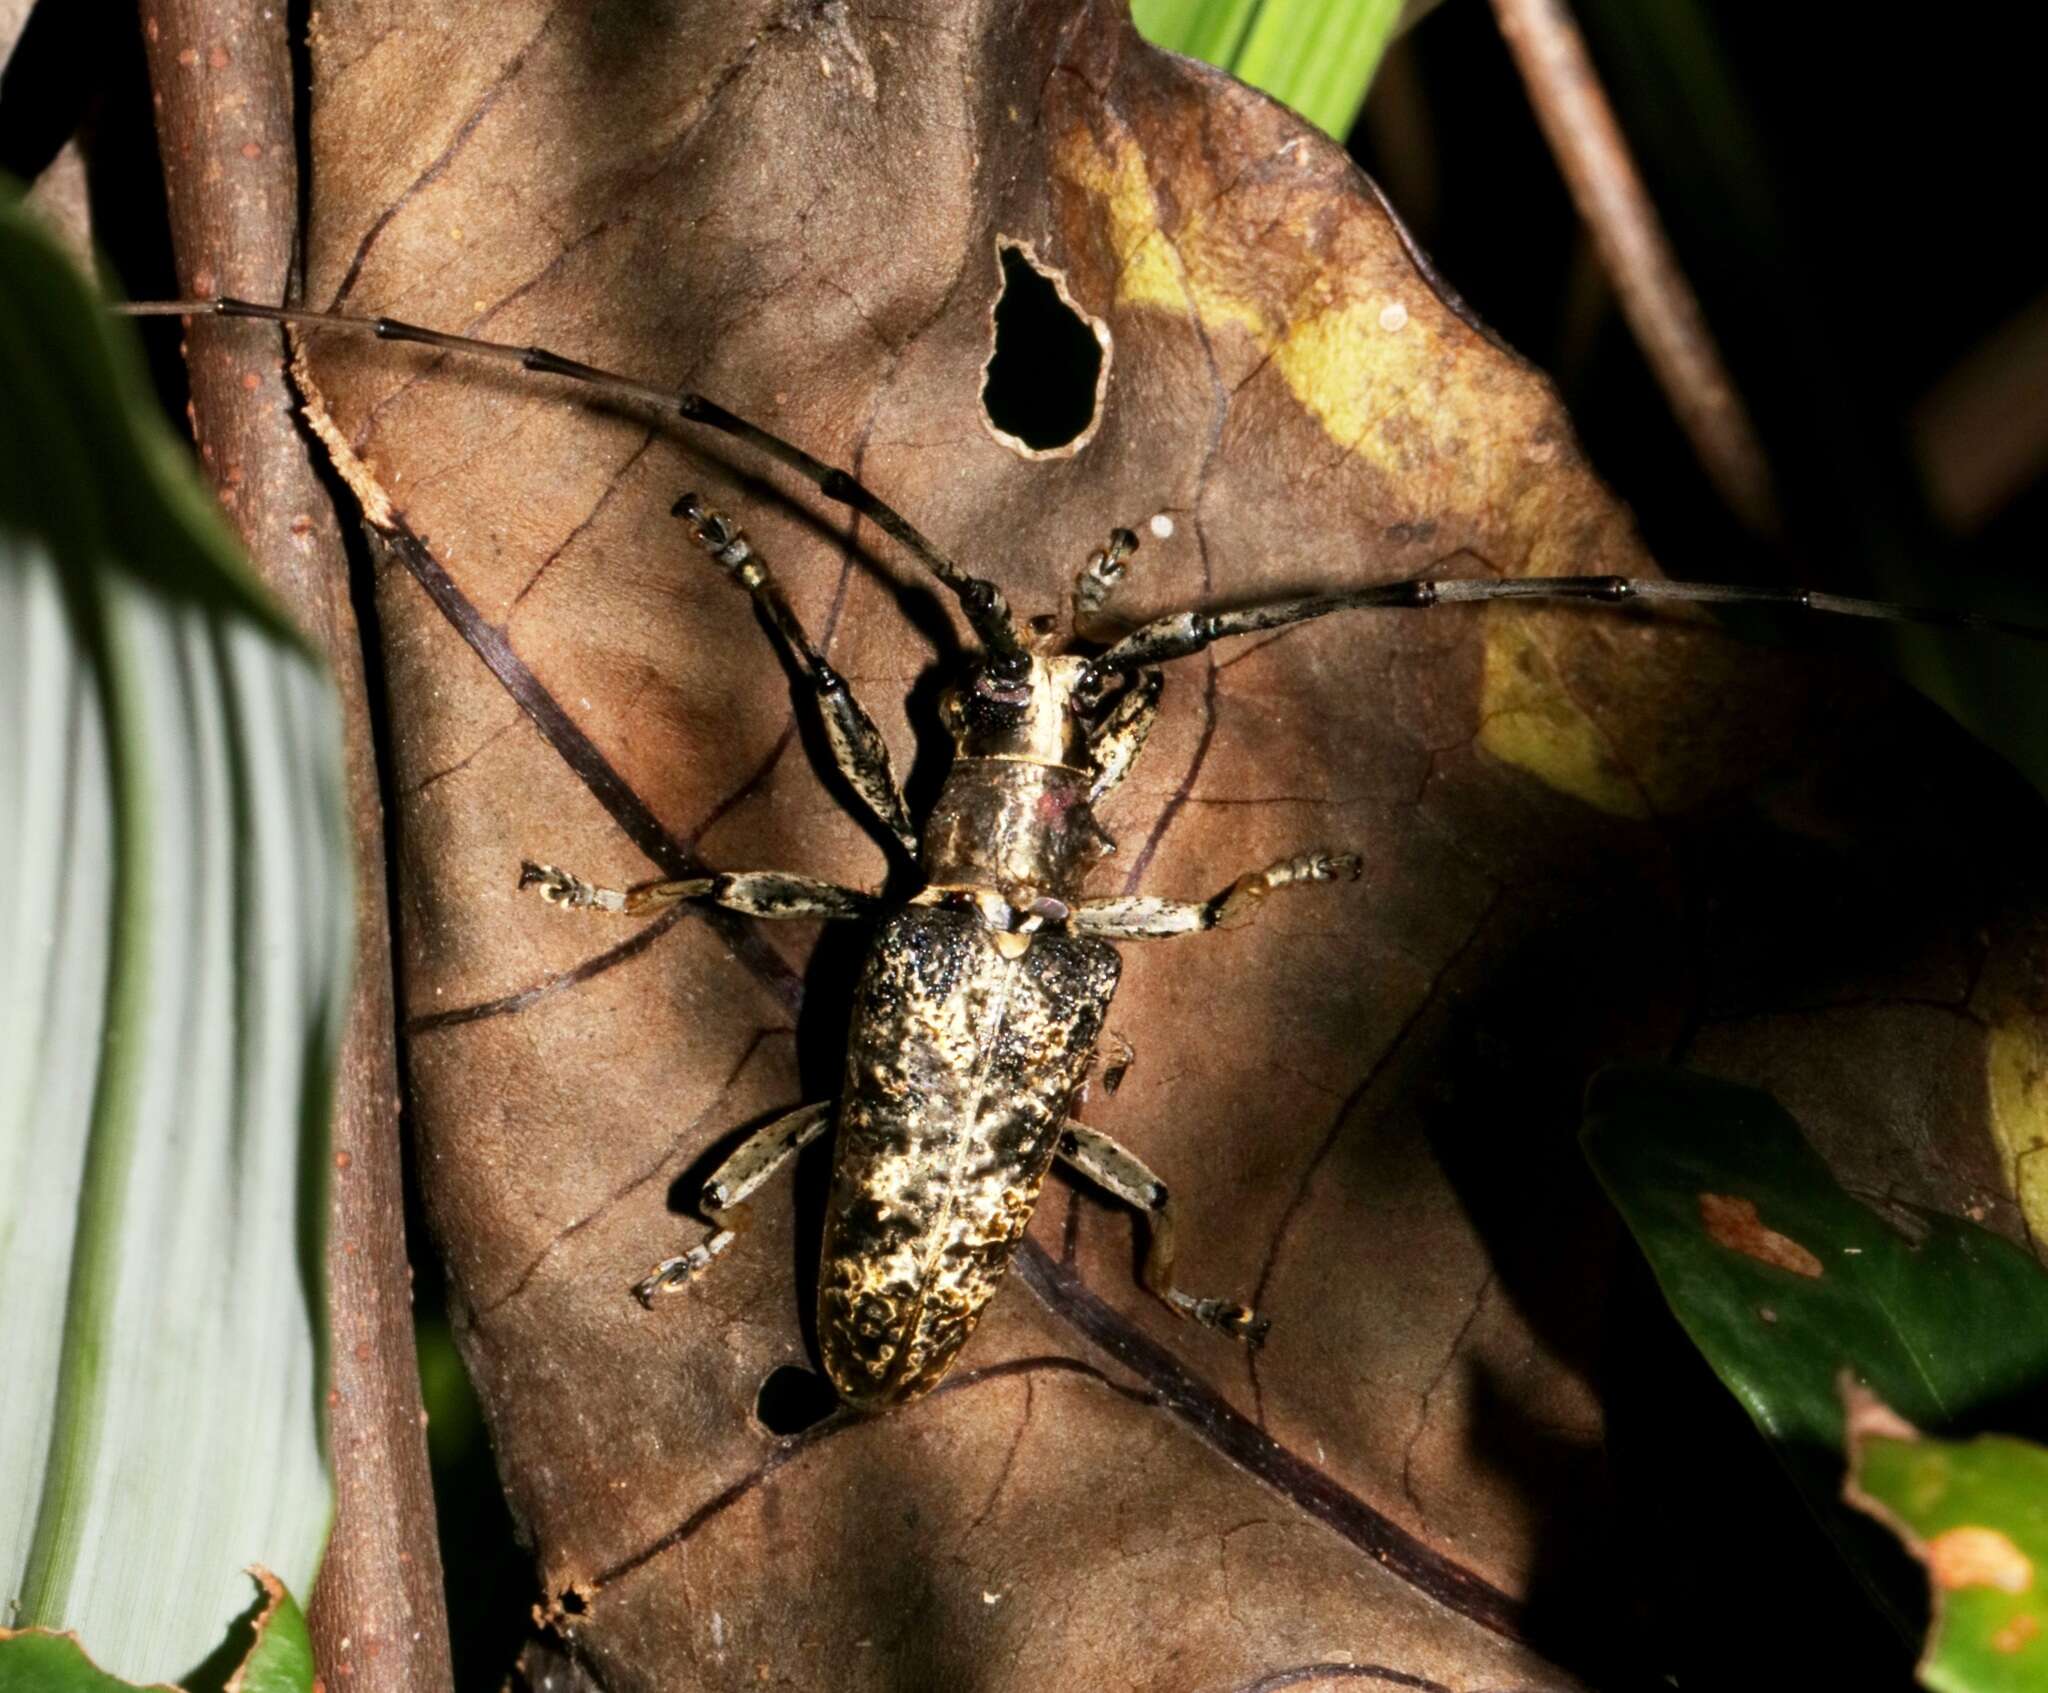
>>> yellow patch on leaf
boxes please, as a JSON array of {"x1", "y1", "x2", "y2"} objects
[
  {"x1": 1052, "y1": 122, "x2": 1557, "y2": 511},
  {"x1": 1054, "y1": 119, "x2": 1662, "y2": 823},
  {"x1": 1988, "y1": 1018, "x2": 2048, "y2": 1247},
  {"x1": 1479, "y1": 615, "x2": 1650, "y2": 819}
]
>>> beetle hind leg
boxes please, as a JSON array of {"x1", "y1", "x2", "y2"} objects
[
  {"x1": 634, "y1": 1100, "x2": 834, "y2": 1306},
  {"x1": 1057, "y1": 1119, "x2": 1272, "y2": 1347}
]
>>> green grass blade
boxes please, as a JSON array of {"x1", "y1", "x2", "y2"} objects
[
  {"x1": 1234, "y1": 0, "x2": 1403, "y2": 136},
  {"x1": 1131, "y1": 0, "x2": 1265, "y2": 67},
  {"x1": 1133, "y1": 0, "x2": 1403, "y2": 138}
]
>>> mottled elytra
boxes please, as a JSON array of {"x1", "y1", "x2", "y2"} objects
[{"x1": 124, "y1": 294, "x2": 2048, "y2": 1410}]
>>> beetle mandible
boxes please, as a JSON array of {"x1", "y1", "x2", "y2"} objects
[{"x1": 128, "y1": 294, "x2": 2048, "y2": 1412}]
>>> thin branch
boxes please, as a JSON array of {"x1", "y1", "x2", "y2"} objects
[
  {"x1": 1489, "y1": 0, "x2": 1779, "y2": 535},
  {"x1": 133, "y1": 3, "x2": 455, "y2": 1687}
]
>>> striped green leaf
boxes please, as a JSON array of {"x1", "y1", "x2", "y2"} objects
[
  {"x1": 0, "y1": 193, "x2": 349, "y2": 1685},
  {"x1": 0, "y1": 1568, "x2": 313, "y2": 1692},
  {"x1": 1132, "y1": 0, "x2": 1408, "y2": 138}
]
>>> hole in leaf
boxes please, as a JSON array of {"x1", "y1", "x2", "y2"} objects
[
  {"x1": 556, "y1": 1588, "x2": 588, "y2": 1616},
  {"x1": 754, "y1": 1364, "x2": 838, "y2": 1435},
  {"x1": 982, "y1": 242, "x2": 1106, "y2": 455}
]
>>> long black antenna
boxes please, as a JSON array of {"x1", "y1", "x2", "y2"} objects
[
  {"x1": 1084, "y1": 569, "x2": 2048, "y2": 679},
  {"x1": 121, "y1": 298, "x2": 2048, "y2": 673},
  {"x1": 120, "y1": 296, "x2": 1031, "y2": 671}
]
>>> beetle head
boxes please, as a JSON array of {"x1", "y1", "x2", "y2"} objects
[{"x1": 943, "y1": 651, "x2": 1097, "y2": 769}]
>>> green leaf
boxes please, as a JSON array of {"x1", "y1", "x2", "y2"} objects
[
  {"x1": 0, "y1": 1570, "x2": 315, "y2": 1693},
  {"x1": 219, "y1": 1571, "x2": 314, "y2": 1693},
  {"x1": 0, "y1": 1629, "x2": 178, "y2": 1693},
  {"x1": 1131, "y1": 0, "x2": 1264, "y2": 68},
  {"x1": 1846, "y1": 1391, "x2": 2048, "y2": 1693},
  {"x1": 1132, "y1": 0, "x2": 1404, "y2": 139},
  {"x1": 0, "y1": 193, "x2": 351, "y2": 1684},
  {"x1": 1583, "y1": 1065, "x2": 2048, "y2": 1630}
]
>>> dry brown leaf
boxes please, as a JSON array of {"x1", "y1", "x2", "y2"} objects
[{"x1": 271, "y1": 2, "x2": 2048, "y2": 1687}]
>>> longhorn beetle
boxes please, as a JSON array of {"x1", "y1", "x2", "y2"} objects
[{"x1": 127, "y1": 294, "x2": 2048, "y2": 1411}]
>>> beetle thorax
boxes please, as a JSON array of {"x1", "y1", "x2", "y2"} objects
[{"x1": 918, "y1": 653, "x2": 1113, "y2": 929}]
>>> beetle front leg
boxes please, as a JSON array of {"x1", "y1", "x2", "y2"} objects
[
  {"x1": 521, "y1": 863, "x2": 876, "y2": 920},
  {"x1": 1066, "y1": 849, "x2": 1362, "y2": 939},
  {"x1": 1057, "y1": 1120, "x2": 1270, "y2": 1345},
  {"x1": 635, "y1": 1099, "x2": 834, "y2": 1304},
  {"x1": 676, "y1": 494, "x2": 919, "y2": 857},
  {"x1": 1086, "y1": 669, "x2": 1163, "y2": 804}
]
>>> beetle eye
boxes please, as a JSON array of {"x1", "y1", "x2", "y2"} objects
[
  {"x1": 970, "y1": 666, "x2": 1031, "y2": 710},
  {"x1": 961, "y1": 663, "x2": 1032, "y2": 734}
]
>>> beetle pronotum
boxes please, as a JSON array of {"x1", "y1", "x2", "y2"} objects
[{"x1": 122, "y1": 291, "x2": 2048, "y2": 1411}]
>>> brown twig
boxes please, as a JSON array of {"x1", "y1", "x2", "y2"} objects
[
  {"x1": 1489, "y1": 0, "x2": 1779, "y2": 535},
  {"x1": 134, "y1": 3, "x2": 455, "y2": 1688},
  {"x1": 1912, "y1": 285, "x2": 2048, "y2": 534}
]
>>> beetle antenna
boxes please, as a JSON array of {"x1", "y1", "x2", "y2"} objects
[
  {"x1": 1082, "y1": 566, "x2": 2048, "y2": 677},
  {"x1": 118, "y1": 296, "x2": 1031, "y2": 670}
]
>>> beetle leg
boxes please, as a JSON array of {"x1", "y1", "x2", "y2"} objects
[
  {"x1": 1072, "y1": 525, "x2": 1138, "y2": 640},
  {"x1": 520, "y1": 863, "x2": 876, "y2": 920},
  {"x1": 1066, "y1": 849, "x2": 1362, "y2": 938},
  {"x1": 675, "y1": 495, "x2": 919, "y2": 857},
  {"x1": 635, "y1": 1100, "x2": 835, "y2": 1304},
  {"x1": 1086, "y1": 669, "x2": 1163, "y2": 804},
  {"x1": 1097, "y1": 1031, "x2": 1136, "y2": 1096},
  {"x1": 1056, "y1": 1120, "x2": 1270, "y2": 1345}
]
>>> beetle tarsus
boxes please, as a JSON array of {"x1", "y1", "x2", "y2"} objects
[
  {"x1": 1172, "y1": 1294, "x2": 1273, "y2": 1348},
  {"x1": 519, "y1": 861, "x2": 626, "y2": 911},
  {"x1": 634, "y1": 1231, "x2": 736, "y2": 1304},
  {"x1": 1073, "y1": 524, "x2": 1139, "y2": 638}
]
